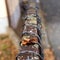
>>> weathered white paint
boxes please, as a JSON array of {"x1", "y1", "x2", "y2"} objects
[
  {"x1": 0, "y1": 0, "x2": 9, "y2": 34},
  {"x1": 7, "y1": 0, "x2": 21, "y2": 29},
  {"x1": 0, "y1": 0, "x2": 7, "y2": 17}
]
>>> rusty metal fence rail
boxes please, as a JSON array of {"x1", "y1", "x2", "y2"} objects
[{"x1": 16, "y1": 0, "x2": 44, "y2": 60}]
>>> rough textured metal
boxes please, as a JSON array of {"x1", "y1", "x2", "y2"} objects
[{"x1": 16, "y1": 0, "x2": 44, "y2": 60}]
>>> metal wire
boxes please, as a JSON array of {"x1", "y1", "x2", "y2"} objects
[
  {"x1": 16, "y1": 50, "x2": 44, "y2": 60},
  {"x1": 24, "y1": 24, "x2": 41, "y2": 32},
  {"x1": 22, "y1": 31, "x2": 41, "y2": 43}
]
